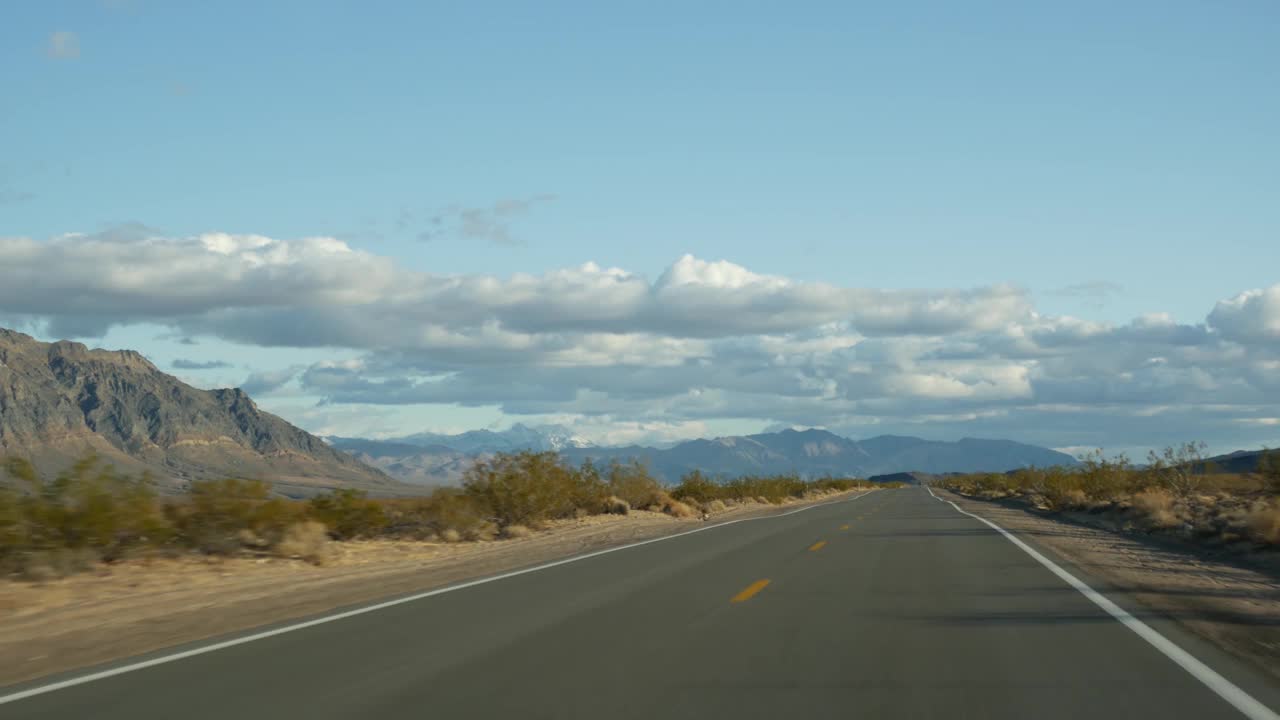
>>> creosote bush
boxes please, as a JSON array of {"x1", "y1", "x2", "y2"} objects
[{"x1": 0, "y1": 450, "x2": 877, "y2": 579}]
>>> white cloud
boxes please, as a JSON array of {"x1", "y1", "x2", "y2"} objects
[
  {"x1": 3, "y1": 228, "x2": 1280, "y2": 451},
  {"x1": 1208, "y1": 286, "x2": 1280, "y2": 343}
]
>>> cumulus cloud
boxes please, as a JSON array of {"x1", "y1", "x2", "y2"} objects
[
  {"x1": 1208, "y1": 287, "x2": 1280, "y2": 343},
  {"x1": 2, "y1": 228, "x2": 1279, "y2": 451},
  {"x1": 47, "y1": 31, "x2": 80, "y2": 59},
  {"x1": 172, "y1": 358, "x2": 232, "y2": 370}
]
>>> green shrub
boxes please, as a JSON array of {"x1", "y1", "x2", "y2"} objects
[
  {"x1": 168, "y1": 478, "x2": 299, "y2": 554},
  {"x1": 672, "y1": 470, "x2": 720, "y2": 503},
  {"x1": 605, "y1": 460, "x2": 663, "y2": 509},
  {"x1": 308, "y1": 488, "x2": 387, "y2": 540},
  {"x1": 463, "y1": 451, "x2": 582, "y2": 527}
]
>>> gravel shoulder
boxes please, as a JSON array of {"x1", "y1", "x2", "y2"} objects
[
  {"x1": 939, "y1": 488, "x2": 1280, "y2": 681},
  {"x1": 0, "y1": 490, "x2": 872, "y2": 688}
]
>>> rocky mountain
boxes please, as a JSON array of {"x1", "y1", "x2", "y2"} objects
[
  {"x1": 325, "y1": 437, "x2": 474, "y2": 486},
  {"x1": 392, "y1": 423, "x2": 595, "y2": 454},
  {"x1": 561, "y1": 429, "x2": 1078, "y2": 481},
  {"x1": 337, "y1": 426, "x2": 1079, "y2": 485},
  {"x1": 0, "y1": 328, "x2": 396, "y2": 495},
  {"x1": 1201, "y1": 448, "x2": 1279, "y2": 474}
]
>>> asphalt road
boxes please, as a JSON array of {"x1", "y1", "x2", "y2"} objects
[{"x1": 5, "y1": 487, "x2": 1280, "y2": 719}]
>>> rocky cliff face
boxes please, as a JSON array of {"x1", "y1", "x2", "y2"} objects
[{"x1": 0, "y1": 328, "x2": 394, "y2": 494}]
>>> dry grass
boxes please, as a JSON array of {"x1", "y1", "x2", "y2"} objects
[
  {"x1": 439, "y1": 528, "x2": 462, "y2": 543},
  {"x1": 502, "y1": 524, "x2": 533, "y2": 540},
  {"x1": 1130, "y1": 490, "x2": 1182, "y2": 530},
  {"x1": 274, "y1": 521, "x2": 331, "y2": 565},
  {"x1": 665, "y1": 500, "x2": 696, "y2": 519},
  {"x1": 1247, "y1": 503, "x2": 1280, "y2": 545},
  {"x1": 706, "y1": 499, "x2": 727, "y2": 513},
  {"x1": 602, "y1": 496, "x2": 630, "y2": 515}
]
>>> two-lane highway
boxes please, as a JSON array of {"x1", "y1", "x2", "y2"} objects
[{"x1": 4, "y1": 487, "x2": 1279, "y2": 719}]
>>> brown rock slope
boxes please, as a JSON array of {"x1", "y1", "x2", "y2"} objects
[{"x1": 0, "y1": 328, "x2": 396, "y2": 494}]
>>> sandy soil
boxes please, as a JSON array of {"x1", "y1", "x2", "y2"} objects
[
  {"x1": 0, "y1": 490, "x2": 869, "y2": 688},
  {"x1": 939, "y1": 489, "x2": 1280, "y2": 680}
]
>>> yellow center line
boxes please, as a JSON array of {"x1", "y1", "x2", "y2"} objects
[
  {"x1": 731, "y1": 579, "x2": 771, "y2": 603},
  {"x1": 808, "y1": 540, "x2": 827, "y2": 552}
]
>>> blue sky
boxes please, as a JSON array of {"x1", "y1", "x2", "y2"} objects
[{"x1": 2, "y1": 1, "x2": 1278, "y2": 455}]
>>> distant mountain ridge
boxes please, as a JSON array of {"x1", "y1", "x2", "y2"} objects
[
  {"x1": 0, "y1": 328, "x2": 396, "y2": 495},
  {"x1": 331, "y1": 427, "x2": 1080, "y2": 485},
  {"x1": 393, "y1": 423, "x2": 595, "y2": 454}
]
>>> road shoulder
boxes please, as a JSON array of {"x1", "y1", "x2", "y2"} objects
[{"x1": 938, "y1": 488, "x2": 1280, "y2": 682}]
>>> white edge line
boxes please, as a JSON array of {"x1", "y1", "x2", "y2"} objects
[
  {"x1": 923, "y1": 484, "x2": 1278, "y2": 720},
  {"x1": 0, "y1": 488, "x2": 879, "y2": 706}
]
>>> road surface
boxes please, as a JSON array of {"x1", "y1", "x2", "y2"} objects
[{"x1": 4, "y1": 487, "x2": 1279, "y2": 719}]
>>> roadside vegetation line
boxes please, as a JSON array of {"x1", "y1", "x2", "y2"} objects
[
  {"x1": 731, "y1": 579, "x2": 771, "y2": 603},
  {"x1": 0, "y1": 489, "x2": 877, "y2": 706},
  {"x1": 924, "y1": 485, "x2": 1278, "y2": 720},
  {"x1": 808, "y1": 540, "x2": 827, "y2": 551}
]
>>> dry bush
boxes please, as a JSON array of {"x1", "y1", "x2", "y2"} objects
[
  {"x1": 440, "y1": 528, "x2": 462, "y2": 543},
  {"x1": 1130, "y1": 489, "x2": 1182, "y2": 530},
  {"x1": 274, "y1": 521, "x2": 331, "y2": 565},
  {"x1": 1246, "y1": 503, "x2": 1280, "y2": 545},
  {"x1": 603, "y1": 496, "x2": 630, "y2": 515},
  {"x1": 664, "y1": 499, "x2": 696, "y2": 519},
  {"x1": 707, "y1": 499, "x2": 727, "y2": 514},
  {"x1": 464, "y1": 521, "x2": 499, "y2": 542},
  {"x1": 605, "y1": 461, "x2": 663, "y2": 509},
  {"x1": 502, "y1": 524, "x2": 533, "y2": 539}
]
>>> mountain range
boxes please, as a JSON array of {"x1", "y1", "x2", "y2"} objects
[
  {"x1": 328, "y1": 426, "x2": 1081, "y2": 485},
  {"x1": 0, "y1": 328, "x2": 396, "y2": 496}
]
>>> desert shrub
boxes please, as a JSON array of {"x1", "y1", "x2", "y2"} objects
[
  {"x1": 440, "y1": 528, "x2": 462, "y2": 543},
  {"x1": 1246, "y1": 502, "x2": 1280, "y2": 545},
  {"x1": 664, "y1": 499, "x2": 696, "y2": 518},
  {"x1": 672, "y1": 470, "x2": 720, "y2": 503},
  {"x1": 1076, "y1": 450, "x2": 1137, "y2": 501},
  {"x1": 602, "y1": 496, "x2": 630, "y2": 515},
  {"x1": 605, "y1": 460, "x2": 663, "y2": 509},
  {"x1": 1130, "y1": 489, "x2": 1182, "y2": 530},
  {"x1": 502, "y1": 524, "x2": 533, "y2": 539},
  {"x1": 706, "y1": 499, "x2": 727, "y2": 514},
  {"x1": 308, "y1": 488, "x2": 387, "y2": 540},
  {"x1": 0, "y1": 454, "x2": 170, "y2": 574},
  {"x1": 1146, "y1": 442, "x2": 1211, "y2": 497},
  {"x1": 274, "y1": 521, "x2": 331, "y2": 564},
  {"x1": 1259, "y1": 450, "x2": 1280, "y2": 495},
  {"x1": 168, "y1": 478, "x2": 299, "y2": 554},
  {"x1": 463, "y1": 451, "x2": 583, "y2": 528}
]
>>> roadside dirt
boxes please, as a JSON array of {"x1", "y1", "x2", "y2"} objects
[
  {"x1": 0, "y1": 490, "x2": 872, "y2": 688},
  {"x1": 939, "y1": 489, "x2": 1280, "y2": 681}
]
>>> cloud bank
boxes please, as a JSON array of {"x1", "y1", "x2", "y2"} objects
[{"x1": 1, "y1": 228, "x2": 1277, "y2": 451}]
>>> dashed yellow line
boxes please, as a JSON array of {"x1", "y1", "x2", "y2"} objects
[
  {"x1": 808, "y1": 540, "x2": 828, "y2": 552},
  {"x1": 731, "y1": 579, "x2": 771, "y2": 603}
]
